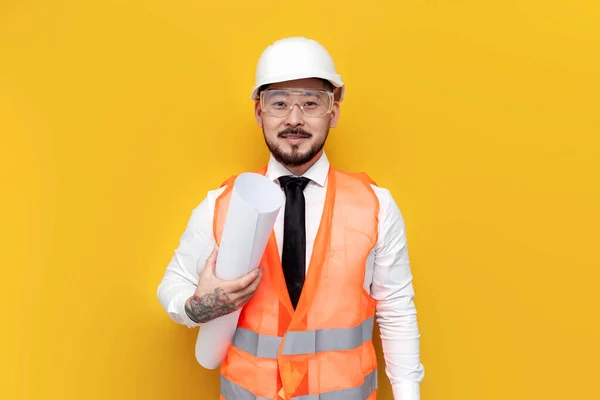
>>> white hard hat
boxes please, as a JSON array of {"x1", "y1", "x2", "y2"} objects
[{"x1": 250, "y1": 37, "x2": 345, "y2": 101}]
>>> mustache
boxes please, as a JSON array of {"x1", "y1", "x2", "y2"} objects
[{"x1": 278, "y1": 128, "x2": 312, "y2": 138}]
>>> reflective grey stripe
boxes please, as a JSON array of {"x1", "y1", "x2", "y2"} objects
[
  {"x1": 283, "y1": 316, "x2": 374, "y2": 355},
  {"x1": 232, "y1": 327, "x2": 282, "y2": 359},
  {"x1": 292, "y1": 369, "x2": 378, "y2": 400},
  {"x1": 220, "y1": 375, "x2": 272, "y2": 400},
  {"x1": 231, "y1": 317, "x2": 375, "y2": 359},
  {"x1": 221, "y1": 369, "x2": 377, "y2": 400}
]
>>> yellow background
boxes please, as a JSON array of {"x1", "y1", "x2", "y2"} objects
[{"x1": 1, "y1": 1, "x2": 599, "y2": 399}]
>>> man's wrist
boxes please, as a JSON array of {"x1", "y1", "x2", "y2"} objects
[{"x1": 184, "y1": 295, "x2": 203, "y2": 323}]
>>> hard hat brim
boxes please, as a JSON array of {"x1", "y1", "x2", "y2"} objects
[{"x1": 250, "y1": 72, "x2": 345, "y2": 102}]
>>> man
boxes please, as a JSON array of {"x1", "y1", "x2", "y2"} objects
[{"x1": 157, "y1": 36, "x2": 425, "y2": 399}]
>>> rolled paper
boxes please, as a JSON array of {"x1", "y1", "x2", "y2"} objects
[{"x1": 195, "y1": 172, "x2": 283, "y2": 369}]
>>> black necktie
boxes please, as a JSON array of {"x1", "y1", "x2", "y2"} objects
[{"x1": 278, "y1": 176, "x2": 311, "y2": 310}]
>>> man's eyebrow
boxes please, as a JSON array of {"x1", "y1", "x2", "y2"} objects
[{"x1": 301, "y1": 90, "x2": 322, "y2": 96}]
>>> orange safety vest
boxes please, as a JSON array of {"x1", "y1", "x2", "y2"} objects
[{"x1": 214, "y1": 165, "x2": 380, "y2": 400}]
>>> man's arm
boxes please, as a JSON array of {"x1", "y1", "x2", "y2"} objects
[
  {"x1": 157, "y1": 187, "x2": 262, "y2": 327},
  {"x1": 156, "y1": 194, "x2": 218, "y2": 327},
  {"x1": 370, "y1": 185, "x2": 425, "y2": 399}
]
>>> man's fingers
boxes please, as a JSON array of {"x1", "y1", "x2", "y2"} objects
[
  {"x1": 234, "y1": 291, "x2": 257, "y2": 309},
  {"x1": 231, "y1": 267, "x2": 262, "y2": 297},
  {"x1": 226, "y1": 266, "x2": 262, "y2": 292},
  {"x1": 199, "y1": 247, "x2": 218, "y2": 276}
]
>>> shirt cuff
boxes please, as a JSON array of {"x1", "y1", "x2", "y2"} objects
[
  {"x1": 167, "y1": 287, "x2": 201, "y2": 328},
  {"x1": 392, "y1": 381, "x2": 420, "y2": 400}
]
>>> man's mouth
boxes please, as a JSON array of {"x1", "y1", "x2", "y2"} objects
[
  {"x1": 280, "y1": 134, "x2": 311, "y2": 139},
  {"x1": 279, "y1": 129, "x2": 312, "y2": 139}
]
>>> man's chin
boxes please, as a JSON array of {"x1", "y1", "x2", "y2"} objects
[
  {"x1": 265, "y1": 135, "x2": 326, "y2": 168},
  {"x1": 272, "y1": 148, "x2": 315, "y2": 168}
]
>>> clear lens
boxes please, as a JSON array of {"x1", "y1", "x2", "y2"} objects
[{"x1": 260, "y1": 89, "x2": 333, "y2": 117}]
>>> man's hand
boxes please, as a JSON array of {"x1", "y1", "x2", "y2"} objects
[{"x1": 184, "y1": 247, "x2": 263, "y2": 324}]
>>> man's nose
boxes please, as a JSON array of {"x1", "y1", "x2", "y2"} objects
[{"x1": 284, "y1": 104, "x2": 304, "y2": 126}]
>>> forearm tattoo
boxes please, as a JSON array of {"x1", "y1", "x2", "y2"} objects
[{"x1": 185, "y1": 287, "x2": 238, "y2": 323}]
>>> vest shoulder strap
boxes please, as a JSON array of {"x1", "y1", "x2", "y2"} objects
[{"x1": 331, "y1": 167, "x2": 377, "y2": 187}]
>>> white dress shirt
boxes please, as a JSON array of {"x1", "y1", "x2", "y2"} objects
[{"x1": 157, "y1": 151, "x2": 425, "y2": 399}]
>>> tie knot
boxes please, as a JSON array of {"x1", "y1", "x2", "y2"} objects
[{"x1": 278, "y1": 176, "x2": 311, "y2": 192}]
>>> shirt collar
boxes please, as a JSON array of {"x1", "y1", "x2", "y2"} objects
[{"x1": 266, "y1": 150, "x2": 330, "y2": 187}]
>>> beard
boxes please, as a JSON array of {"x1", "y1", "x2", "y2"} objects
[{"x1": 263, "y1": 126, "x2": 328, "y2": 168}]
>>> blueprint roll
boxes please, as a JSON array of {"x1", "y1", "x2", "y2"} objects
[{"x1": 195, "y1": 172, "x2": 284, "y2": 369}]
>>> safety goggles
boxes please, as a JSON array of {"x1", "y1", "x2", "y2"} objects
[{"x1": 259, "y1": 88, "x2": 334, "y2": 118}]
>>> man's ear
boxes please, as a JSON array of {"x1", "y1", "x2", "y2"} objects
[
  {"x1": 254, "y1": 100, "x2": 263, "y2": 127},
  {"x1": 330, "y1": 101, "x2": 341, "y2": 128}
]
